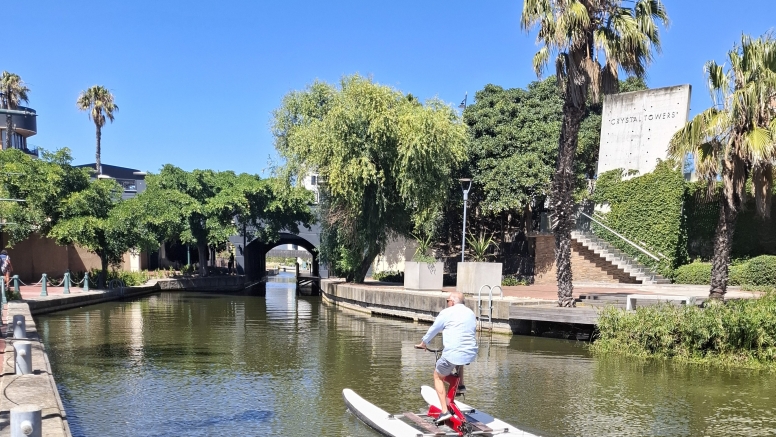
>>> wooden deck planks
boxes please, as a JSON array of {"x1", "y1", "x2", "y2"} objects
[{"x1": 402, "y1": 412, "x2": 445, "y2": 435}]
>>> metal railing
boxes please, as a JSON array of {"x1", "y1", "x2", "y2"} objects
[{"x1": 576, "y1": 211, "x2": 661, "y2": 262}]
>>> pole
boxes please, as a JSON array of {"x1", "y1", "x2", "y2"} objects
[{"x1": 461, "y1": 190, "x2": 468, "y2": 263}]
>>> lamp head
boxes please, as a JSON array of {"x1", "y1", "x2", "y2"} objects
[{"x1": 458, "y1": 178, "x2": 472, "y2": 193}]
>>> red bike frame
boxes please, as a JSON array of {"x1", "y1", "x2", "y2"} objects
[{"x1": 427, "y1": 365, "x2": 467, "y2": 434}]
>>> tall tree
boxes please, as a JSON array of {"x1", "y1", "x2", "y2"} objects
[
  {"x1": 0, "y1": 71, "x2": 30, "y2": 150},
  {"x1": 273, "y1": 75, "x2": 467, "y2": 282},
  {"x1": 521, "y1": 0, "x2": 668, "y2": 306},
  {"x1": 669, "y1": 34, "x2": 776, "y2": 299},
  {"x1": 77, "y1": 86, "x2": 118, "y2": 175}
]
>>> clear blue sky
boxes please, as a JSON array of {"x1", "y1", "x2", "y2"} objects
[{"x1": 6, "y1": 0, "x2": 775, "y2": 176}]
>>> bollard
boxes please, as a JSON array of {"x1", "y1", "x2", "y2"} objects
[
  {"x1": 12, "y1": 315, "x2": 26, "y2": 339},
  {"x1": 10, "y1": 404, "x2": 41, "y2": 437},
  {"x1": 83, "y1": 272, "x2": 89, "y2": 292},
  {"x1": 13, "y1": 274, "x2": 19, "y2": 294},
  {"x1": 1, "y1": 279, "x2": 6, "y2": 305},
  {"x1": 40, "y1": 274, "x2": 47, "y2": 297},
  {"x1": 14, "y1": 341, "x2": 31, "y2": 375},
  {"x1": 63, "y1": 272, "x2": 70, "y2": 294}
]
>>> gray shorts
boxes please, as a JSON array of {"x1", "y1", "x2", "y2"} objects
[{"x1": 435, "y1": 357, "x2": 457, "y2": 376}]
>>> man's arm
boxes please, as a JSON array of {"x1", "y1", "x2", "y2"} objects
[{"x1": 416, "y1": 310, "x2": 447, "y2": 349}]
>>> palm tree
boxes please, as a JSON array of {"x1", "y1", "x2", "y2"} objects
[
  {"x1": 521, "y1": 0, "x2": 669, "y2": 306},
  {"x1": 77, "y1": 86, "x2": 118, "y2": 175},
  {"x1": 669, "y1": 34, "x2": 776, "y2": 299},
  {"x1": 0, "y1": 71, "x2": 30, "y2": 150}
]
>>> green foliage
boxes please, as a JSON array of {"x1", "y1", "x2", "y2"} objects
[
  {"x1": 463, "y1": 78, "x2": 604, "y2": 215},
  {"x1": 372, "y1": 270, "x2": 404, "y2": 283},
  {"x1": 134, "y1": 166, "x2": 314, "y2": 276},
  {"x1": 592, "y1": 293, "x2": 776, "y2": 368},
  {"x1": 737, "y1": 256, "x2": 776, "y2": 286},
  {"x1": 273, "y1": 74, "x2": 467, "y2": 282},
  {"x1": 412, "y1": 234, "x2": 435, "y2": 263},
  {"x1": 466, "y1": 233, "x2": 495, "y2": 262},
  {"x1": 592, "y1": 161, "x2": 688, "y2": 275},
  {"x1": 673, "y1": 256, "x2": 776, "y2": 286},
  {"x1": 684, "y1": 180, "x2": 776, "y2": 260},
  {"x1": 502, "y1": 275, "x2": 529, "y2": 286},
  {"x1": 673, "y1": 262, "x2": 712, "y2": 285}
]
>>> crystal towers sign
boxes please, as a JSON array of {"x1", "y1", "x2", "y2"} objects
[{"x1": 597, "y1": 84, "x2": 691, "y2": 177}]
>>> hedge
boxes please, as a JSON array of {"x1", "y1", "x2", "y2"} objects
[
  {"x1": 673, "y1": 256, "x2": 776, "y2": 286},
  {"x1": 592, "y1": 293, "x2": 776, "y2": 368}
]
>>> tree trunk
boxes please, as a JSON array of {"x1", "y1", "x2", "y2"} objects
[
  {"x1": 552, "y1": 101, "x2": 586, "y2": 307},
  {"x1": 98, "y1": 252, "x2": 108, "y2": 289},
  {"x1": 197, "y1": 241, "x2": 208, "y2": 276},
  {"x1": 95, "y1": 124, "x2": 102, "y2": 175},
  {"x1": 709, "y1": 191, "x2": 738, "y2": 300},
  {"x1": 354, "y1": 244, "x2": 382, "y2": 283},
  {"x1": 4, "y1": 114, "x2": 11, "y2": 150}
]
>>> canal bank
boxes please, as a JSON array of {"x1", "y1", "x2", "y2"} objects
[
  {"x1": 320, "y1": 279, "x2": 600, "y2": 336},
  {"x1": 0, "y1": 275, "x2": 259, "y2": 437}
]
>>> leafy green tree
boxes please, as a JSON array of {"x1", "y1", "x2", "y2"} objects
[
  {"x1": 273, "y1": 75, "x2": 467, "y2": 282},
  {"x1": 47, "y1": 178, "x2": 133, "y2": 288},
  {"x1": 133, "y1": 165, "x2": 314, "y2": 276},
  {"x1": 0, "y1": 148, "x2": 91, "y2": 244},
  {"x1": 0, "y1": 71, "x2": 30, "y2": 150},
  {"x1": 521, "y1": 0, "x2": 668, "y2": 306},
  {"x1": 77, "y1": 86, "x2": 118, "y2": 175},
  {"x1": 669, "y1": 34, "x2": 776, "y2": 299}
]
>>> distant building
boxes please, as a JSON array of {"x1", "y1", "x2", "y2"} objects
[
  {"x1": 75, "y1": 163, "x2": 147, "y2": 200},
  {"x1": 0, "y1": 105, "x2": 39, "y2": 156},
  {"x1": 302, "y1": 172, "x2": 320, "y2": 204}
]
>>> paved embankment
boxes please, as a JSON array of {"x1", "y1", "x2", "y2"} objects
[
  {"x1": 0, "y1": 302, "x2": 70, "y2": 437},
  {"x1": 0, "y1": 275, "x2": 258, "y2": 437}
]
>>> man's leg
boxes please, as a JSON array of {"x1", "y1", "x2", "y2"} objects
[{"x1": 433, "y1": 369, "x2": 448, "y2": 413}]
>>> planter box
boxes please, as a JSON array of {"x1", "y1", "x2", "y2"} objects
[
  {"x1": 456, "y1": 262, "x2": 503, "y2": 295},
  {"x1": 404, "y1": 261, "x2": 444, "y2": 291}
]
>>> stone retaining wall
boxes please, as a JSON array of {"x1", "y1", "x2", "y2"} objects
[{"x1": 320, "y1": 279, "x2": 512, "y2": 334}]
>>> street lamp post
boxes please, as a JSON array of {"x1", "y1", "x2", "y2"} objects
[{"x1": 459, "y1": 178, "x2": 472, "y2": 262}]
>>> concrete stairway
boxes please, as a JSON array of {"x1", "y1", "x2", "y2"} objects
[{"x1": 570, "y1": 230, "x2": 671, "y2": 285}]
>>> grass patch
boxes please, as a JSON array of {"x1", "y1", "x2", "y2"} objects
[{"x1": 591, "y1": 293, "x2": 776, "y2": 370}]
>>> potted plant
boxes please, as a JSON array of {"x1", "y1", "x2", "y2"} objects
[
  {"x1": 457, "y1": 233, "x2": 503, "y2": 295},
  {"x1": 404, "y1": 234, "x2": 444, "y2": 291}
]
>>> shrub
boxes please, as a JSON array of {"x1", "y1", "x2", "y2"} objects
[
  {"x1": 372, "y1": 270, "x2": 404, "y2": 283},
  {"x1": 592, "y1": 292, "x2": 776, "y2": 367},
  {"x1": 673, "y1": 262, "x2": 711, "y2": 285},
  {"x1": 502, "y1": 275, "x2": 529, "y2": 286},
  {"x1": 740, "y1": 255, "x2": 776, "y2": 286}
]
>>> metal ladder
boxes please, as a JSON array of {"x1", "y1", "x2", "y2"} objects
[{"x1": 476, "y1": 285, "x2": 502, "y2": 332}]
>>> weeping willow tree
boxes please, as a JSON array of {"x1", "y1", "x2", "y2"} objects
[
  {"x1": 521, "y1": 0, "x2": 669, "y2": 306},
  {"x1": 273, "y1": 75, "x2": 468, "y2": 282},
  {"x1": 669, "y1": 34, "x2": 776, "y2": 299}
]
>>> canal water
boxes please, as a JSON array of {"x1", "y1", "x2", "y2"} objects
[{"x1": 37, "y1": 279, "x2": 776, "y2": 437}]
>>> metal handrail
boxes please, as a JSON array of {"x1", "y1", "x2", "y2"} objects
[{"x1": 577, "y1": 211, "x2": 661, "y2": 262}]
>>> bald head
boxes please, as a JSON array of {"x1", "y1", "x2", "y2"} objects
[{"x1": 448, "y1": 291, "x2": 464, "y2": 304}]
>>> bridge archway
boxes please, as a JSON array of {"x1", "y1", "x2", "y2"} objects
[{"x1": 240, "y1": 232, "x2": 319, "y2": 281}]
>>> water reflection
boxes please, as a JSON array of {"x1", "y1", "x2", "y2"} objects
[{"x1": 37, "y1": 284, "x2": 776, "y2": 437}]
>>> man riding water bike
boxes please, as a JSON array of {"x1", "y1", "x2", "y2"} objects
[{"x1": 415, "y1": 291, "x2": 478, "y2": 424}]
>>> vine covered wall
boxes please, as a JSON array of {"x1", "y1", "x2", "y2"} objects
[{"x1": 592, "y1": 161, "x2": 688, "y2": 275}]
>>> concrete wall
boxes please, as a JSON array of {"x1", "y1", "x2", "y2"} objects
[
  {"x1": 597, "y1": 84, "x2": 691, "y2": 177},
  {"x1": 2, "y1": 232, "x2": 148, "y2": 282},
  {"x1": 372, "y1": 236, "x2": 417, "y2": 274},
  {"x1": 532, "y1": 235, "x2": 638, "y2": 285}
]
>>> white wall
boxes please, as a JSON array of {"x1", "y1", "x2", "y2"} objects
[{"x1": 597, "y1": 84, "x2": 691, "y2": 177}]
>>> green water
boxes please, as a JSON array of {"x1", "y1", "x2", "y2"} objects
[{"x1": 37, "y1": 282, "x2": 776, "y2": 436}]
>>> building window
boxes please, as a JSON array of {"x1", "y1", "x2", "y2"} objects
[
  {"x1": 117, "y1": 179, "x2": 137, "y2": 192},
  {"x1": 310, "y1": 175, "x2": 317, "y2": 186}
]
